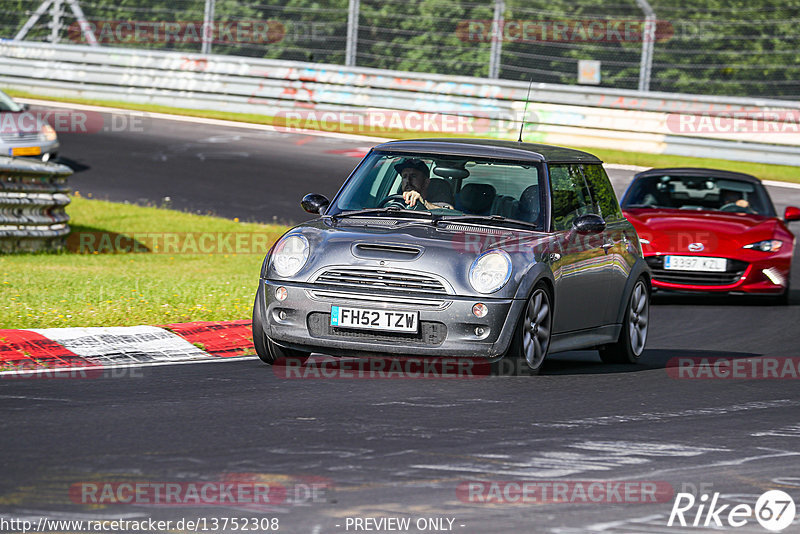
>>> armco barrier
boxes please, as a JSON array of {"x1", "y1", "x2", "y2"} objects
[
  {"x1": 0, "y1": 156, "x2": 72, "y2": 252},
  {"x1": 1, "y1": 41, "x2": 799, "y2": 165}
]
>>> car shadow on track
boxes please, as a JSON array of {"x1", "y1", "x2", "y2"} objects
[
  {"x1": 54, "y1": 156, "x2": 91, "y2": 173},
  {"x1": 541, "y1": 348, "x2": 762, "y2": 376},
  {"x1": 651, "y1": 289, "x2": 797, "y2": 306}
]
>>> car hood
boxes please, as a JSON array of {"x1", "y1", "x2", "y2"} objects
[
  {"x1": 267, "y1": 218, "x2": 554, "y2": 298},
  {"x1": 624, "y1": 208, "x2": 780, "y2": 253}
]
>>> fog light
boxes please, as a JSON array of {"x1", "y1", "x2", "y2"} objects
[
  {"x1": 472, "y1": 303, "x2": 488, "y2": 318},
  {"x1": 279, "y1": 310, "x2": 287, "y2": 320},
  {"x1": 762, "y1": 268, "x2": 786, "y2": 286},
  {"x1": 475, "y1": 326, "x2": 485, "y2": 336},
  {"x1": 275, "y1": 286, "x2": 288, "y2": 301}
]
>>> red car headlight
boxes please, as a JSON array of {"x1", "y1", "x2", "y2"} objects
[{"x1": 743, "y1": 240, "x2": 783, "y2": 252}]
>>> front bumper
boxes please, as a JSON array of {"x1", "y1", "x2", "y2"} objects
[
  {"x1": 646, "y1": 254, "x2": 790, "y2": 295},
  {"x1": 258, "y1": 279, "x2": 524, "y2": 358}
]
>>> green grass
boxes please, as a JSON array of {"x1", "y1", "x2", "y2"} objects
[
  {"x1": 7, "y1": 88, "x2": 800, "y2": 184},
  {"x1": 0, "y1": 197, "x2": 289, "y2": 329}
]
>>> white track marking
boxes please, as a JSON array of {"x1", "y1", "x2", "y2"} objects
[
  {"x1": 30, "y1": 326, "x2": 210, "y2": 363},
  {"x1": 763, "y1": 179, "x2": 800, "y2": 190},
  {"x1": 604, "y1": 163, "x2": 650, "y2": 172},
  {"x1": 0, "y1": 395, "x2": 72, "y2": 401},
  {"x1": 752, "y1": 423, "x2": 800, "y2": 437},
  {"x1": 530, "y1": 400, "x2": 800, "y2": 428},
  {"x1": 570, "y1": 441, "x2": 728, "y2": 456},
  {"x1": 411, "y1": 440, "x2": 723, "y2": 478}
]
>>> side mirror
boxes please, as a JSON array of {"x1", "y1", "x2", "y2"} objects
[
  {"x1": 20, "y1": 103, "x2": 29, "y2": 111},
  {"x1": 572, "y1": 213, "x2": 606, "y2": 234},
  {"x1": 301, "y1": 193, "x2": 330, "y2": 215},
  {"x1": 784, "y1": 206, "x2": 800, "y2": 222}
]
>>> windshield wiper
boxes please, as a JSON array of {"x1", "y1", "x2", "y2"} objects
[
  {"x1": 330, "y1": 207, "x2": 433, "y2": 220},
  {"x1": 436, "y1": 214, "x2": 540, "y2": 231}
]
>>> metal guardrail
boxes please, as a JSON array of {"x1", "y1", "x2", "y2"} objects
[
  {"x1": 1, "y1": 41, "x2": 799, "y2": 166},
  {"x1": 0, "y1": 156, "x2": 72, "y2": 252}
]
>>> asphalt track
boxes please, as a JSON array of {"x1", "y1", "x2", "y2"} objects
[{"x1": 2, "y1": 106, "x2": 800, "y2": 533}]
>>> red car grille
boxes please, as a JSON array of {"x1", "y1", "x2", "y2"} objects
[{"x1": 646, "y1": 257, "x2": 748, "y2": 286}]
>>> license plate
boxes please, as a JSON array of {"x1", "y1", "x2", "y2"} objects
[
  {"x1": 330, "y1": 306, "x2": 418, "y2": 333},
  {"x1": 10, "y1": 146, "x2": 42, "y2": 156},
  {"x1": 664, "y1": 256, "x2": 727, "y2": 272}
]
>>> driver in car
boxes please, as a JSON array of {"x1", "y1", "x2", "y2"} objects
[
  {"x1": 395, "y1": 158, "x2": 439, "y2": 210},
  {"x1": 720, "y1": 189, "x2": 751, "y2": 211}
]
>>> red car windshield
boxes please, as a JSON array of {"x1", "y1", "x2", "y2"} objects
[{"x1": 623, "y1": 175, "x2": 775, "y2": 217}]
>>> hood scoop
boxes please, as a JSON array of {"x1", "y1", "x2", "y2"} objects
[{"x1": 351, "y1": 242, "x2": 423, "y2": 261}]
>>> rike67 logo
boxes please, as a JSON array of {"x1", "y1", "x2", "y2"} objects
[{"x1": 668, "y1": 490, "x2": 796, "y2": 531}]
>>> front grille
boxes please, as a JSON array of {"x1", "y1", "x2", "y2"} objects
[
  {"x1": 307, "y1": 312, "x2": 446, "y2": 345},
  {"x1": 314, "y1": 267, "x2": 448, "y2": 294},
  {"x1": 0, "y1": 133, "x2": 40, "y2": 144},
  {"x1": 646, "y1": 256, "x2": 748, "y2": 286}
]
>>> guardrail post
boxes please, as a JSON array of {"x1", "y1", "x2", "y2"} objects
[
  {"x1": 15, "y1": 0, "x2": 98, "y2": 46},
  {"x1": 202, "y1": 0, "x2": 216, "y2": 54},
  {"x1": 488, "y1": 0, "x2": 504, "y2": 79},
  {"x1": 0, "y1": 157, "x2": 73, "y2": 253},
  {"x1": 48, "y1": 0, "x2": 64, "y2": 43},
  {"x1": 636, "y1": 0, "x2": 656, "y2": 92},
  {"x1": 345, "y1": 0, "x2": 360, "y2": 66}
]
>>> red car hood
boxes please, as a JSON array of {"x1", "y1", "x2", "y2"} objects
[{"x1": 623, "y1": 208, "x2": 779, "y2": 254}]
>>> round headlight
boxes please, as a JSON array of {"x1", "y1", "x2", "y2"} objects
[
  {"x1": 469, "y1": 250, "x2": 512, "y2": 294},
  {"x1": 271, "y1": 234, "x2": 310, "y2": 277},
  {"x1": 40, "y1": 124, "x2": 57, "y2": 142}
]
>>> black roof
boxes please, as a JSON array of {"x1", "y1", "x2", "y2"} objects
[
  {"x1": 634, "y1": 167, "x2": 762, "y2": 184},
  {"x1": 372, "y1": 138, "x2": 603, "y2": 164}
]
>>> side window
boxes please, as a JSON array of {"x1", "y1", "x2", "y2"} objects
[
  {"x1": 583, "y1": 164, "x2": 623, "y2": 221},
  {"x1": 549, "y1": 164, "x2": 594, "y2": 231}
]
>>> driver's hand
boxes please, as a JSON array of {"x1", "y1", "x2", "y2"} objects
[
  {"x1": 403, "y1": 190, "x2": 423, "y2": 207},
  {"x1": 736, "y1": 199, "x2": 750, "y2": 208}
]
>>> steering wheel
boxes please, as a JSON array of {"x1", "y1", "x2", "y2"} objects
[
  {"x1": 378, "y1": 194, "x2": 411, "y2": 209},
  {"x1": 720, "y1": 202, "x2": 756, "y2": 214}
]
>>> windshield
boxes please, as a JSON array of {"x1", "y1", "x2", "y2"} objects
[
  {"x1": 328, "y1": 151, "x2": 546, "y2": 228},
  {"x1": 0, "y1": 90, "x2": 23, "y2": 113},
  {"x1": 623, "y1": 174, "x2": 775, "y2": 216}
]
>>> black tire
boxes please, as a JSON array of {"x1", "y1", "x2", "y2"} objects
[
  {"x1": 252, "y1": 286, "x2": 310, "y2": 365},
  {"x1": 599, "y1": 277, "x2": 650, "y2": 364},
  {"x1": 494, "y1": 284, "x2": 552, "y2": 376},
  {"x1": 775, "y1": 280, "x2": 791, "y2": 305}
]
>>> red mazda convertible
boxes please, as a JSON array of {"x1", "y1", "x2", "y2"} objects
[{"x1": 621, "y1": 168, "x2": 800, "y2": 303}]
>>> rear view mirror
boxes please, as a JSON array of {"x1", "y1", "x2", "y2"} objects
[
  {"x1": 301, "y1": 193, "x2": 330, "y2": 214},
  {"x1": 433, "y1": 167, "x2": 470, "y2": 180},
  {"x1": 572, "y1": 213, "x2": 606, "y2": 234},
  {"x1": 784, "y1": 206, "x2": 800, "y2": 222}
]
